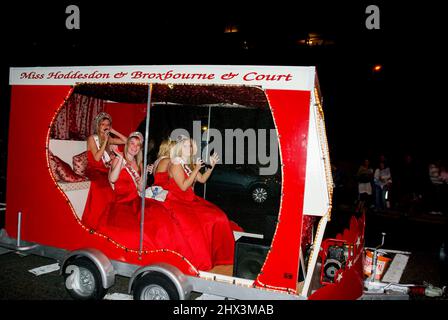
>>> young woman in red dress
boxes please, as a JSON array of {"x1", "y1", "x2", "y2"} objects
[
  {"x1": 164, "y1": 135, "x2": 237, "y2": 270},
  {"x1": 81, "y1": 112, "x2": 127, "y2": 229},
  {"x1": 100, "y1": 133, "x2": 194, "y2": 256},
  {"x1": 152, "y1": 138, "x2": 177, "y2": 189}
]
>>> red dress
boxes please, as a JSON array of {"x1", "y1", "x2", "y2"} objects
[
  {"x1": 153, "y1": 171, "x2": 169, "y2": 188},
  {"x1": 163, "y1": 170, "x2": 236, "y2": 270},
  {"x1": 81, "y1": 151, "x2": 114, "y2": 229},
  {"x1": 98, "y1": 168, "x2": 195, "y2": 257}
]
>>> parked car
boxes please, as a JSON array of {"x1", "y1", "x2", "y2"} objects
[{"x1": 202, "y1": 164, "x2": 281, "y2": 205}]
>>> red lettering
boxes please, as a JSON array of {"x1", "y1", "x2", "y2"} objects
[
  {"x1": 243, "y1": 72, "x2": 292, "y2": 82},
  {"x1": 20, "y1": 72, "x2": 44, "y2": 80}
]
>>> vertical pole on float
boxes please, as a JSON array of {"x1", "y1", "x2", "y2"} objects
[
  {"x1": 139, "y1": 84, "x2": 153, "y2": 257},
  {"x1": 203, "y1": 105, "x2": 212, "y2": 200},
  {"x1": 17, "y1": 211, "x2": 22, "y2": 247}
]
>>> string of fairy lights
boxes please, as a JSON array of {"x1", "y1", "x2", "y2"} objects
[
  {"x1": 44, "y1": 83, "x2": 198, "y2": 274},
  {"x1": 42, "y1": 81, "x2": 334, "y2": 295},
  {"x1": 255, "y1": 87, "x2": 336, "y2": 295},
  {"x1": 301, "y1": 87, "x2": 335, "y2": 293},
  {"x1": 252, "y1": 90, "x2": 299, "y2": 295}
]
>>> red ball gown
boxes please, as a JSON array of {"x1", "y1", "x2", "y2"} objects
[
  {"x1": 162, "y1": 168, "x2": 236, "y2": 270},
  {"x1": 99, "y1": 166, "x2": 194, "y2": 256},
  {"x1": 81, "y1": 151, "x2": 114, "y2": 229}
]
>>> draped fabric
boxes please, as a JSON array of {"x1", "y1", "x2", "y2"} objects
[
  {"x1": 163, "y1": 171, "x2": 236, "y2": 269},
  {"x1": 52, "y1": 94, "x2": 104, "y2": 140},
  {"x1": 81, "y1": 151, "x2": 114, "y2": 230},
  {"x1": 97, "y1": 168, "x2": 196, "y2": 256}
]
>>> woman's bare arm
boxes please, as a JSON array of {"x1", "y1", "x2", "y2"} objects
[
  {"x1": 109, "y1": 156, "x2": 125, "y2": 184},
  {"x1": 108, "y1": 128, "x2": 127, "y2": 145},
  {"x1": 87, "y1": 135, "x2": 108, "y2": 162},
  {"x1": 169, "y1": 163, "x2": 202, "y2": 191},
  {"x1": 196, "y1": 153, "x2": 219, "y2": 184},
  {"x1": 196, "y1": 168, "x2": 214, "y2": 183}
]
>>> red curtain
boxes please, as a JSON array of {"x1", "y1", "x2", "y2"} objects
[{"x1": 52, "y1": 94, "x2": 104, "y2": 140}]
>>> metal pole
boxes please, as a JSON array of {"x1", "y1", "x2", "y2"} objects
[
  {"x1": 299, "y1": 247, "x2": 307, "y2": 279},
  {"x1": 203, "y1": 105, "x2": 212, "y2": 200},
  {"x1": 139, "y1": 84, "x2": 153, "y2": 257},
  {"x1": 17, "y1": 211, "x2": 22, "y2": 247}
]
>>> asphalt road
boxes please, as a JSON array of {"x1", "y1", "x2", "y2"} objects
[{"x1": 0, "y1": 207, "x2": 447, "y2": 300}]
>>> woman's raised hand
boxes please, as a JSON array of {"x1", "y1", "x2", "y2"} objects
[
  {"x1": 195, "y1": 157, "x2": 205, "y2": 169},
  {"x1": 109, "y1": 144, "x2": 118, "y2": 154},
  {"x1": 146, "y1": 164, "x2": 154, "y2": 175},
  {"x1": 102, "y1": 130, "x2": 110, "y2": 143},
  {"x1": 210, "y1": 153, "x2": 220, "y2": 168}
]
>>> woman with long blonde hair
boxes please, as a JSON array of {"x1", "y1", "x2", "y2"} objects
[
  {"x1": 98, "y1": 132, "x2": 193, "y2": 254},
  {"x1": 82, "y1": 112, "x2": 127, "y2": 229},
  {"x1": 162, "y1": 135, "x2": 239, "y2": 270},
  {"x1": 145, "y1": 138, "x2": 176, "y2": 189}
]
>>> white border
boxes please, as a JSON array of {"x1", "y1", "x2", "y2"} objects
[
  {"x1": 10, "y1": 65, "x2": 315, "y2": 91},
  {"x1": 303, "y1": 92, "x2": 330, "y2": 216}
]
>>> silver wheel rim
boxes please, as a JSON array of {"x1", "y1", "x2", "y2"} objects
[
  {"x1": 252, "y1": 187, "x2": 268, "y2": 203},
  {"x1": 73, "y1": 267, "x2": 95, "y2": 297},
  {"x1": 141, "y1": 285, "x2": 170, "y2": 300}
]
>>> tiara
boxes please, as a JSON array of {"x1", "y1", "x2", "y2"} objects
[
  {"x1": 129, "y1": 131, "x2": 144, "y2": 143},
  {"x1": 175, "y1": 134, "x2": 190, "y2": 143},
  {"x1": 94, "y1": 112, "x2": 112, "y2": 125}
]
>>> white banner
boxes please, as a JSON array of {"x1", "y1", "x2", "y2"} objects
[{"x1": 10, "y1": 65, "x2": 315, "y2": 91}]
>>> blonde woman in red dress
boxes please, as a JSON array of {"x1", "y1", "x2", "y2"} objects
[
  {"x1": 164, "y1": 135, "x2": 238, "y2": 270},
  {"x1": 152, "y1": 138, "x2": 177, "y2": 189},
  {"x1": 100, "y1": 132, "x2": 193, "y2": 256},
  {"x1": 81, "y1": 112, "x2": 127, "y2": 229}
]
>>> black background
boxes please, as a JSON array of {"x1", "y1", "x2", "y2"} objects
[
  {"x1": 0, "y1": 0, "x2": 446, "y2": 311},
  {"x1": 0, "y1": 1, "x2": 444, "y2": 170}
]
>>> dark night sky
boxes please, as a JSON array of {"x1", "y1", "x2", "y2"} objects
[{"x1": 0, "y1": 1, "x2": 445, "y2": 166}]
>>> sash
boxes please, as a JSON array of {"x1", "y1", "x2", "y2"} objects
[
  {"x1": 93, "y1": 134, "x2": 111, "y2": 166},
  {"x1": 123, "y1": 159, "x2": 141, "y2": 193},
  {"x1": 178, "y1": 158, "x2": 193, "y2": 176}
]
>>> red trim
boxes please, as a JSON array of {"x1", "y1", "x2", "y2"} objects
[{"x1": 254, "y1": 89, "x2": 310, "y2": 292}]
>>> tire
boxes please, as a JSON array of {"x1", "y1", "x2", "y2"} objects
[
  {"x1": 237, "y1": 251, "x2": 265, "y2": 280},
  {"x1": 133, "y1": 272, "x2": 179, "y2": 300},
  {"x1": 251, "y1": 185, "x2": 269, "y2": 204},
  {"x1": 63, "y1": 257, "x2": 107, "y2": 300}
]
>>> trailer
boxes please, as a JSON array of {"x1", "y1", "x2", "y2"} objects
[{"x1": 1, "y1": 65, "x2": 366, "y2": 300}]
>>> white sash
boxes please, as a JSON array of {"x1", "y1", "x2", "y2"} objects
[
  {"x1": 123, "y1": 159, "x2": 141, "y2": 193},
  {"x1": 93, "y1": 134, "x2": 111, "y2": 165},
  {"x1": 177, "y1": 158, "x2": 193, "y2": 176}
]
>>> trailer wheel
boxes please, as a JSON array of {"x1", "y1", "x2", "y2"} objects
[
  {"x1": 133, "y1": 272, "x2": 179, "y2": 300},
  {"x1": 64, "y1": 257, "x2": 107, "y2": 300},
  {"x1": 251, "y1": 185, "x2": 268, "y2": 204}
]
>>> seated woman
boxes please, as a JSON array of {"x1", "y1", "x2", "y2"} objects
[
  {"x1": 100, "y1": 132, "x2": 193, "y2": 255},
  {"x1": 81, "y1": 112, "x2": 127, "y2": 229},
  {"x1": 164, "y1": 135, "x2": 237, "y2": 269},
  {"x1": 152, "y1": 138, "x2": 177, "y2": 189}
]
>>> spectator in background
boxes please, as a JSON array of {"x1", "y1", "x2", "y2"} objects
[
  {"x1": 374, "y1": 161, "x2": 393, "y2": 211},
  {"x1": 439, "y1": 161, "x2": 448, "y2": 214},
  {"x1": 396, "y1": 153, "x2": 423, "y2": 214},
  {"x1": 440, "y1": 162, "x2": 448, "y2": 183},
  {"x1": 356, "y1": 159, "x2": 374, "y2": 212},
  {"x1": 428, "y1": 160, "x2": 443, "y2": 215},
  {"x1": 332, "y1": 161, "x2": 351, "y2": 209}
]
